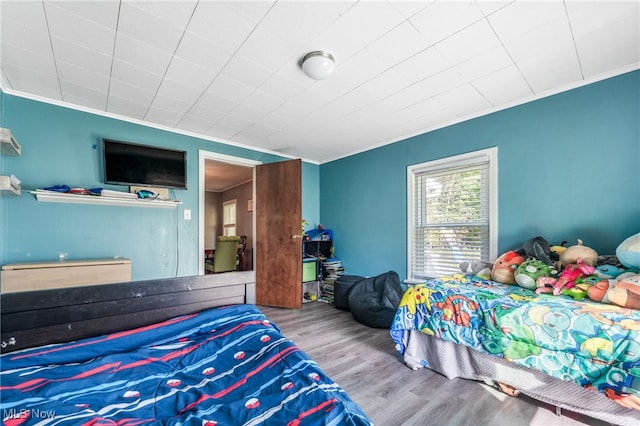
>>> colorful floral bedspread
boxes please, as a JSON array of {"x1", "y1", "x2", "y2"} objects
[
  {"x1": 1, "y1": 304, "x2": 371, "y2": 425},
  {"x1": 390, "y1": 275, "x2": 640, "y2": 409}
]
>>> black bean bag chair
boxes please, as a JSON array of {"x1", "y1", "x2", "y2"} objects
[
  {"x1": 347, "y1": 271, "x2": 404, "y2": 328},
  {"x1": 334, "y1": 275, "x2": 365, "y2": 310}
]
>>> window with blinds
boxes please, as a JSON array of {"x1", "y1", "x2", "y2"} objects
[{"x1": 407, "y1": 148, "x2": 497, "y2": 281}]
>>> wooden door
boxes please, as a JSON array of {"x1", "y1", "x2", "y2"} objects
[{"x1": 255, "y1": 159, "x2": 302, "y2": 308}]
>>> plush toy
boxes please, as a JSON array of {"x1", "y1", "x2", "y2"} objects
[
  {"x1": 536, "y1": 259, "x2": 595, "y2": 296},
  {"x1": 595, "y1": 264, "x2": 635, "y2": 280},
  {"x1": 608, "y1": 275, "x2": 640, "y2": 310},
  {"x1": 491, "y1": 251, "x2": 525, "y2": 284},
  {"x1": 515, "y1": 236, "x2": 553, "y2": 265},
  {"x1": 459, "y1": 260, "x2": 493, "y2": 279},
  {"x1": 588, "y1": 279, "x2": 617, "y2": 304},
  {"x1": 514, "y1": 259, "x2": 557, "y2": 291},
  {"x1": 616, "y1": 233, "x2": 640, "y2": 271},
  {"x1": 557, "y1": 239, "x2": 599, "y2": 269},
  {"x1": 589, "y1": 275, "x2": 640, "y2": 310},
  {"x1": 549, "y1": 241, "x2": 568, "y2": 261}
]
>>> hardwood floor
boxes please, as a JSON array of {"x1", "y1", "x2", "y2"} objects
[{"x1": 259, "y1": 302, "x2": 610, "y2": 426}]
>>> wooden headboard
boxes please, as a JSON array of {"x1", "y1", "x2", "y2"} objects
[{"x1": 1, "y1": 271, "x2": 256, "y2": 353}]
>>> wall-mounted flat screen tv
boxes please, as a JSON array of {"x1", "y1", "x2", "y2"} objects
[{"x1": 103, "y1": 139, "x2": 187, "y2": 189}]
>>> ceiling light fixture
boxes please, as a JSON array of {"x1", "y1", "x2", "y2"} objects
[{"x1": 301, "y1": 51, "x2": 335, "y2": 80}]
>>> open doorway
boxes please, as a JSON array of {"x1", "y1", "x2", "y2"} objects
[{"x1": 198, "y1": 151, "x2": 261, "y2": 275}]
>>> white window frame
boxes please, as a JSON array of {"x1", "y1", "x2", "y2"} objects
[
  {"x1": 223, "y1": 199, "x2": 237, "y2": 236},
  {"x1": 407, "y1": 147, "x2": 498, "y2": 283}
]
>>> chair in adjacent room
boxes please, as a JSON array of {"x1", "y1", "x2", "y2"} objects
[{"x1": 213, "y1": 236, "x2": 241, "y2": 273}]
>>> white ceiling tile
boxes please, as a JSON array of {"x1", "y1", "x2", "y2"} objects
[
  {"x1": 242, "y1": 89, "x2": 285, "y2": 113},
  {"x1": 236, "y1": 26, "x2": 297, "y2": 73},
  {"x1": 164, "y1": 56, "x2": 215, "y2": 89},
  {"x1": 364, "y1": 22, "x2": 427, "y2": 69},
  {"x1": 110, "y1": 58, "x2": 163, "y2": 94},
  {"x1": 1, "y1": 18, "x2": 53, "y2": 57},
  {"x1": 430, "y1": 84, "x2": 492, "y2": 118},
  {"x1": 1, "y1": 62, "x2": 61, "y2": 98},
  {"x1": 106, "y1": 95, "x2": 148, "y2": 120},
  {"x1": 44, "y1": 2, "x2": 116, "y2": 56},
  {"x1": 187, "y1": 1, "x2": 256, "y2": 53},
  {"x1": 454, "y1": 45, "x2": 513, "y2": 81},
  {"x1": 234, "y1": 123, "x2": 280, "y2": 141},
  {"x1": 51, "y1": 36, "x2": 112, "y2": 76},
  {"x1": 108, "y1": 78, "x2": 156, "y2": 106},
  {"x1": 56, "y1": 60, "x2": 110, "y2": 94},
  {"x1": 205, "y1": 123, "x2": 239, "y2": 140},
  {"x1": 409, "y1": 1, "x2": 484, "y2": 44},
  {"x1": 389, "y1": 69, "x2": 467, "y2": 109},
  {"x1": 387, "y1": 0, "x2": 433, "y2": 20},
  {"x1": 2, "y1": 1, "x2": 47, "y2": 28},
  {"x1": 145, "y1": 106, "x2": 183, "y2": 128},
  {"x1": 435, "y1": 20, "x2": 502, "y2": 65},
  {"x1": 1, "y1": 43, "x2": 57, "y2": 76},
  {"x1": 177, "y1": 114, "x2": 217, "y2": 134},
  {"x1": 488, "y1": 0, "x2": 567, "y2": 42},
  {"x1": 214, "y1": 114, "x2": 253, "y2": 134},
  {"x1": 175, "y1": 31, "x2": 232, "y2": 73},
  {"x1": 476, "y1": 1, "x2": 513, "y2": 16},
  {"x1": 504, "y1": 15, "x2": 574, "y2": 65},
  {"x1": 118, "y1": 2, "x2": 184, "y2": 54},
  {"x1": 566, "y1": 0, "x2": 639, "y2": 38},
  {"x1": 228, "y1": 103, "x2": 269, "y2": 124},
  {"x1": 576, "y1": 15, "x2": 640, "y2": 78},
  {"x1": 154, "y1": 79, "x2": 203, "y2": 106},
  {"x1": 392, "y1": 47, "x2": 451, "y2": 85},
  {"x1": 182, "y1": 104, "x2": 226, "y2": 123},
  {"x1": 257, "y1": 1, "x2": 354, "y2": 49},
  {"x1": 60, "y1": 79, "x2": 107, "y2": 110},
  {"x1": 320, "y1": 1, "x2": 406, "y2": 51},
  {"x1": 130, "y1": 0, "x2": 197, "y2": 28},
  {"x1": 51, "y1": 0, "x2": 120, "y2": 30},
  {"x1": 359, "y1": 68, "x2": 413, "y2": 100},
  {"x1": 113, "y1": 33, "x2": 173, "y2": 76},
  {"x1": 472, "y1": 64, "x2": 532, "y2": 106},
  {"x1": 219, "y1": 55, "x2": 273, "y2": 89},
  {"x1": 221, "y1": 1, "x2": 276, "y2": 25},
  {"x1": 206, "y1": 75, "x2": 254, "y2": 105},
  {"x1": 260, "y1": 71, "x2": 314, "y2": 100},
  {"x1": 196, "y1": 92, "x2": 241, "y2": 116},
  {"x1": 518, "y1": 45, "x2": 583, "y2": 94}
]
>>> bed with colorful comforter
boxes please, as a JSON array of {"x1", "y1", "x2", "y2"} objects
[
  {"x1": 1, "y1": 304, "x2": 371, "y2": 425},
  {"x1": 390, "y1": 275, "x2": 640, "y2": 424}
]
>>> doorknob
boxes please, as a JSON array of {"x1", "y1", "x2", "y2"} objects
[{"x1": 291, "y1": 234, "x2": 302, "y2": 239}]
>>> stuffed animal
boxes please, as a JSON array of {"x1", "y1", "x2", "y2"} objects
[
  {"x1": 588, "y1": 279, "x2": 617, "y2": 304},
  {"x1": 536, "y1": 259, "x2": 595, "y2": 296},
  {"x1": 616, "y1": 233, "x2": 640, "y2": 271},
  {"x1": 515, "y1": 236, "x2": 553, "y2": 265},
  {"x1": 550, "y1": 241, "x2": 568, "y2": 261},
  {"x1": 557, "y1": 239, "x2": 599, "y2": 269},
  {"x1": 608, "y1": 275, "x2": 640, "y2": 310},
  {"x1": 514, "y1": 259, "x2": 557, "y2": 291},
  {"x1": 459, "y1": 260, "x2": 493, "y2": 279},
  {"x1": 491, "y1": 251, "x2": 525, "y2": 284}
]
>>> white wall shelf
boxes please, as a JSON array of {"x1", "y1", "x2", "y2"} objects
[
  {"x1": 0, "y1": 128, "x2": 21, "y2": 156},
  {"x1": 31, "y1": 190, "x2": 181, "y2": 208}
]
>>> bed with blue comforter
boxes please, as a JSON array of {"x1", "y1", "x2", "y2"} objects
[
  {"x1": 1, "y1": 304, "x2": 371, "y2": 425},
  {"x1": 390, "y1": 275, "x2": 640, "y2": 423}
]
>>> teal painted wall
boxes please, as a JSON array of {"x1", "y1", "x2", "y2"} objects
[
  {"x1": 320, "y1": 71, "x2": 640, "y2": 280},
  {"x1": 0, "y1": 93, "x2": 320, "y2": 281}
]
